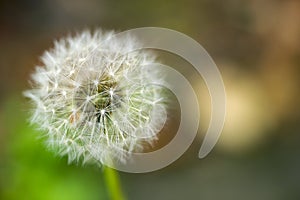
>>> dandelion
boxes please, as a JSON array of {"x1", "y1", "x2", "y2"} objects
[{"x1": 24, "y1": 29, "x2": 166, "y2": 165}]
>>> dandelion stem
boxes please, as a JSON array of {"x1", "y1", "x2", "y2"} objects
[{"x1": 103, "y1": 166, "x2": 126, "y2": 200}]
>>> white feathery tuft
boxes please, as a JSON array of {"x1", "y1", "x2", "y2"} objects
[{"x1": 24, "y1": 29, "x2": 167, "y2": 165}]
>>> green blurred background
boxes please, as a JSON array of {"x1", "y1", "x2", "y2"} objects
[{"x1": 1, "y1": 0, "x2": 300, "y2": 199}]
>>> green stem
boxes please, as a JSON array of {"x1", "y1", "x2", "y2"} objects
[{"x1": 103, "y1": 166, "x2": 126, "y2": 200}]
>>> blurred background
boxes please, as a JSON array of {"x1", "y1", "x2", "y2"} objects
[{"x1": 1, "y1": 0, "x2": 300, "y2": 199}]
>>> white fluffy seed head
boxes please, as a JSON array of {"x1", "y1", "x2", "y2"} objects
[{"x1": 24, "y1": 29, "x2": 167, "y2": 165}]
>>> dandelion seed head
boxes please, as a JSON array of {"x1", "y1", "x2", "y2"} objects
[{"x1": 24, "y1": 29, "x2": 167, "y2": 165}]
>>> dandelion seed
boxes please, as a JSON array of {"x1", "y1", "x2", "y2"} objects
[{"x1": 24, "y1": 29, "x2": 167, "y2": 165}]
